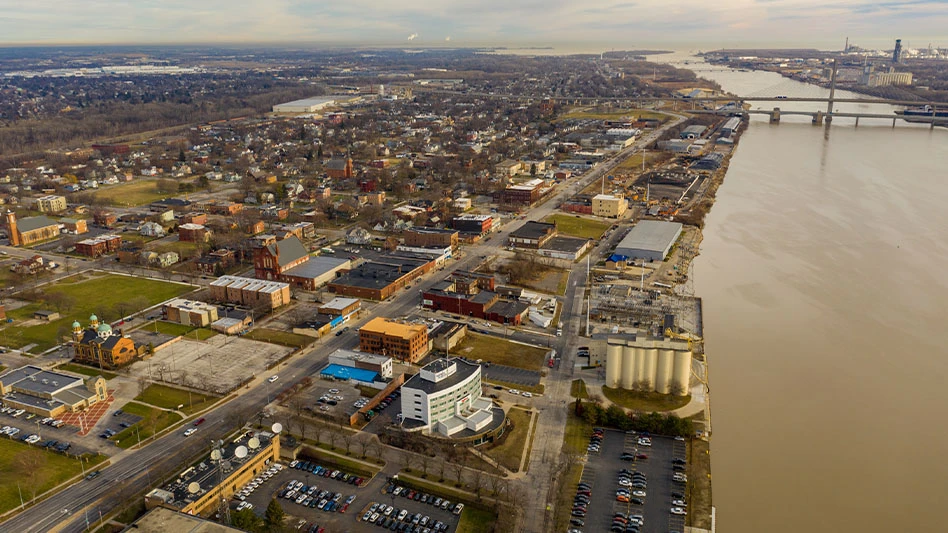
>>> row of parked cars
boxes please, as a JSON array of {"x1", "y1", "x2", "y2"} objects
[
  {"x1": 1, "y1": 407, "x2": 65, "y2": 428},
  {"x1": 289, "y1": 459, "x2": 367, "y2": 486},
  {"x1": 278, "y1": 478, "x2": 356, "y2": 514},
  {"x1": 609, "y1": 512, "x2": 645, "y2": 533},
  {"x1": 588, "y1": 426, "x2": 604, "y2": 454},
  {"x1": 385, "y1": 483, "x2": 463, "y2": 515},
  {"x1": 361, "y1": 501, "x2": 453, "y2": 532},
  {"x1": 234, "y1": 462, "x2": 284, "y2": 502}
]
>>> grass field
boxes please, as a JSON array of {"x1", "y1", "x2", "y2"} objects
[
  {"x1": 110, "y1": 401, "x2": 183, "y2": 448},
  {"x1": 135, "y1": 383, "x2": 221, "y2": 415},
  {"x1": 141, "y1": 320, "x2": 217, "y2": 341},
  {"x1": 457, "y1": 506, "x2": 497, "y2": 533},
  {"x1": 601, "y1": 386, "x2": 691, "y2": 412},
  {"x1": 562, "y1": 412, "x2": 594, "y2": 456},
  {"x1": 483, "y1": 408, "x2": 534, "y2": 472},
  {"x1": 552, "y1": 462, "x2": 584, "y2": 533},
  {"x1": 687, "y1": 438, "x2": 713, "y2": 529},
  {"x1": 452, "y1": 332, "x2": 548, "y2": 371},
  {"x1": 570, "y1": 379, "x2": 589, "y2": 399},
  {"x1": 1, "y1": 273, "x2": 191, "y2": 352},
  {"x1": 544, "y1": 214, "x2": 611, "y2": 240},
  {"x1": 54, "y1": 363, "x2": 118, "y2": 380},
  {"x1": 0, "y1": 439, "x2": 107, "y2": 514},
  {"x1": 242, "y1": 328, "x2": 313, "y2": 348},
  {"x1": 92, "y1": 180, "x2": 177, "y2": 207}
]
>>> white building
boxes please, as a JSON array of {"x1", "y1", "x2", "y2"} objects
[{"x1": 401, "y1": 358, "x2": 494, "y2": 437}]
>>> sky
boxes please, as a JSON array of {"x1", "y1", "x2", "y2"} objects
[{"x1": 0, "y1": 0, "x2": 946, "y2": 50}]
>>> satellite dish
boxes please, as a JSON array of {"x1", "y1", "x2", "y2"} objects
[
  {"x1": 187, "y1": 482, "x2": 200, "y2": 494},
  {"x1": 210, "y1": 449, "x2": 222, "y2": 461},
  {"x1": 271, "y1": 423, "x2": 283, "y2": 434},
  {"x1": 235, "y1": 446, "x2": 248, "y2": 459},
  {"x1": 248, "y1": 437, "x2": 260, "y2": 449},
  {"x1": 221, "y1": 460, "x2": 232, "y2": 471}
]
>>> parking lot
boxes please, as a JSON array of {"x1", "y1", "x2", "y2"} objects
[
  {"x1": 481, "y1": 362, "x2": 541, "y2": 388},
  {"x1": 574, "y1": 429, "x2": 688, "y2": 533},
  {"x1": 0, "y1": 407, "x2": 93, "y2": 456}
]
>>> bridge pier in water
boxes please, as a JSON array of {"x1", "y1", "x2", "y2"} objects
[
  {"x1": 770, "y1": 108, "x2": 781, "y2": 123},
  {"x1": 812, "y1": 111, "x2": 824, "y2": 126}
]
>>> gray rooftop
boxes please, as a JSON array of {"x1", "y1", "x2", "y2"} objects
[
  {"x1": 510, "y1": 221, "x2": 556, "y2": 241},
  {"x1": 267, "y1": 236, "x2": 308, "y2": 268},
  {"x1": 283, "y1": 255, "x2": 350, "y2": 279},
  {"x1": 0, "y1": 365, "x2": 83, "y2": 396},
  {"x1": 542, "y1": 235, "x2": 590, "y2": 253},
  {"x1": 615, "y1": 220, "x2": 683, "y2": 254},
  {"x1": 403, "y1": 358, "x2": 479, "y2": 395},
  {"x1": 16, "y1": 215, "x2": 58, "y2": 233}
]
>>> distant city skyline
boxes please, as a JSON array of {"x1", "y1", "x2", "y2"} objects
[{"x1": 1, "y1": 0, "x2": 946, "y2": 50}]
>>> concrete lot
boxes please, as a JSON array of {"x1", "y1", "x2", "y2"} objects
[
  {"x1": 125, "y1": 335, "x2": 293, "y2": 394},
  {"x1": 579, "y1": 429, "x2": 688, "y2": 533}
]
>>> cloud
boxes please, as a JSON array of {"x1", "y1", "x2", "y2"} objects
[{"x1": 0, "y1": 0, "x2": 945, "y2": 46}]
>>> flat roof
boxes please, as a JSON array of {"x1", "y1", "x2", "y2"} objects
[
  {"x1": 0, "y1": 365, "x2": 84, "y2": 396},
  {"x1": 330, "y1": 255, "x2": 430, "y2": 290},
  {"x1": 615, "y1": 220, "x2": 683, "y2": 254},
  {"x1": 275, "y1": 96, "x2": 338, "y2": 108},
  {"x1": 320, "y1": 364, "x2": 378, "y2": 383},
  {"x1": 510, "y1": 221, "x2": 556, "y2": 240},
  {"x1": 328, "y1": 348, "x2": 390, "y2": 366},
  {"x1": 360, "y1": 317, "x2": 426, "y2": 338},
  {"x1": 542, "y1": 235, "x2": 590, "y2": 253},
  {"x1": 129, "y1": 507, "x2": 244, "y2": 533},
  {"x1": 403, "y1": 358, "x2": 479, "y2": 395},
  {"x1": 283, "y1": 256, "x2": 349, "y2": 280},
  {"x1": 320, "y1": 297, "x2": 360, "y2": 311}
]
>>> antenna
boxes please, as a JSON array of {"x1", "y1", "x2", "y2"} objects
[
  {"x1": 271, "y1": 422, "x2": 283, "y2": 434},
  {"x1": 235, "y1": 446, "x2": 248, "y2": 459},
  {"x1": 187, "y1": 482, "x2": 201, "y2": 494},
  {"x1": 248, "y1": 437, "x2": 260, "y2": 449}
]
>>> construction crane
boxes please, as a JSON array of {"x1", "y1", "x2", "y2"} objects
[{"x1": 664, "y1": 327, "x2": 701, "y2": 350}]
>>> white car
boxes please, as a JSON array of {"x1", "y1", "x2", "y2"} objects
[
  {"x1": 673, "y1": 499, "x2": 687, "y2": 507},
  {"x1": 267, "y1": 375, "x2": 279, "y2": 383},
  {"x1": 632, "y1": 490, "x2": 646, "y2": 497},
  {"x1": 521, "y1": 392, "x2": 533, "y2": 398},
  {"x1": 670, "y1": 507, "x2": 686, "y2": 515},
  {"x1": 508, "y1": 389, "x2": 519, "y2": 395},
  {"x1": 637, "y1": 439, "x2": 652, "y2": 446},
  {"x1": 328, "y1": 389, "x2": 339, "y2": 394},
  {"x1": 183, "y1": 428, "x2": 197, "y2": 437}
]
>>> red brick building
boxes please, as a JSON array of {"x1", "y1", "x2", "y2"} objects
[
  {"x1": 404, "y1": 228, "x2": 459, "y2": 249},
  {"x1": 181, "y1": 212, "x2": 208, "y2": 225},
  {"x1": 178, "y1": 223, "x2": 210, "y2": 242},
  {"x1": 326, "y1": 157, "x2": 353, "y2": 179},
  {"x1": 93, "y1": 211, "x2": 118, "y2": 227},
  {"x1": 75, "y1": 234, "x2": 121, "y2": 258}
]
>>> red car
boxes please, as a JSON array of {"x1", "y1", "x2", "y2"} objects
[
  {"x1": 635, "y1": 454, "x2": 648, "y2": 460},
  {"x1": 194, "y1": 417, "x2": 206, "y2": 426}
]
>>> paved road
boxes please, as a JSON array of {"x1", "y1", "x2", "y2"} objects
[{"x1": 0, "y1": 111, "x2": 686, "y2": 533}]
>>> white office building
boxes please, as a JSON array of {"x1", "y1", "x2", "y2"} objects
[{"x1": 401, "y1": 358, "x2": 494, "y2": 437}]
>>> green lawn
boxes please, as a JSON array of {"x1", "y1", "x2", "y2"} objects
[
  {"x1": 562, "y1": 412, "x2": 593, "y2": 456},
  {"x1": 570, "y1": 379, "x2": 589, "y2": 399},
  {"x1": 135, "y1": 384, "x2": 221, "y2": 415},
  {"x1": 0, "y1": 273, "x2": 191, "y2": 352},
  {"x1": 110, "y1": 401, "x2": 183, "y2": 448},
  {"x1": 452, "y1": 332, "x2": 548, "y2": 371},
  {"x1": 543, "y1": 214, "x2": 611, "y2": 240},
  {"x1": 242, "y1": 328, "x2": 314, "y2": 348},
  {"x1": 140, "y1": 320, "x2": 217, "y2": 341},
  {"x1": 483, "y1": 408, "x2": 533, "y2": 472},
  {"x1": 92, "y1": 180, "x2": 177, "y2": 207},
  {"x1": 687, "y1": 438, "x2": 713, "y2": 529},
  {"x1": 457, "y1": 506, "x2": 497, "y2": 533},
  {"x1": 0, "y1": 439, "x2": 107, "y2": 514},
  {"x1": 54, "y1": 363, "x2": 117, "y2": 380},
  {"x1": 601, "y1": 386, "x2": 691, "y2": 412},
  {"x1": 552, "y1": 462, "x2": 584, "y2": 533}
]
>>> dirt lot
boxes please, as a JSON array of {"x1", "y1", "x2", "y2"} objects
[{"x1": 125, "y1": 335, "x2": 293, "y2": 394}]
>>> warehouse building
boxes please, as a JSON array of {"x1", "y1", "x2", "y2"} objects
[
  {"x1": 318, "y1": 297, "x2": 361, "y2": 318},
  {"x1": 327, "y1": 254, "x2": 434, "y2": 301},
  {"x1": 326, "y1": 348, "x2": 393, "y2": 380},
  {"x1": 614, "y1": 220, "x2": 682, "y2": 262},
  {"x1": 0, "y1": 365, "x2": 107, "y2": 418},
  {"x1": 272, "y1": 96, "x2": 338, "y2": 113}
]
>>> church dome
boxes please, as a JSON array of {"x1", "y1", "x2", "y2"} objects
[
  {"x1": 97, "y1": 323, "x2": 112, "y2": 334},
  {"x1": 89, "y1": 314, "x2": 98, "y2": 322},
  {"x1": 72, "y1": 321, "x2": 81, "y2": 329}
]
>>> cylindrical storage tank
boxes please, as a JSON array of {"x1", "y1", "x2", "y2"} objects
[
  {"x1": 643, "y1": 348, "x2": 659, "y2": 391},
  {"x1": 633, "y1": 347, "x2": 646, "y2": 388},
  {"x1": 620, "y1": 346, "x2": 636, "y2": 389},
  {"x1": 655, "y1": 349, "x2": 675, "y2": 394},
  {"x1": 605, "y1": 343, "x2": 622, "y2": 388},
  {"x1": 672, "y1": 350, "x2": 692, "y2": 396}
]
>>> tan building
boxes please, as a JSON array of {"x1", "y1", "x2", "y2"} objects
[
  {"x1": 163, "y1": 299, "x2": 220, "y2": 327},
  {"x1": 0, "y1": 365, "x2": 107, "y2": 418},
  {"x1": 404, "y1": 227, "x2": 459, "y2": 249},
  {"x1": 318, "y1": 297, "x2": 361, "y2": 317},
  {"x1": 72, "y1": 315, "x2": 140, "y2": 369},
  {"x1": 145, "y1": 431, "x2": 280, "y2": 517},
  {"x1": 35, "y1": 195, "x2": 67, "y2": 213},
  {"x1": 359, "y1": 317, "x2": 429, "y2": 363},
  {"x1": 209, "y1": 275, "x2": 292, "y2": 311},
  {"x1": 4, "y1": 212, "x2": 60, "y2": 247},
  {"x1": 60, "y1": 218, "x2": 88, "y2": 234},
  {"x1": 592, "y1": 194, "x2": 628, "y2": 218}
]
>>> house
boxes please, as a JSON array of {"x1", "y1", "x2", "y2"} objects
[
  {"x1": 156, "y1": 252, "x2": 179, "y2": 267},
  {"x1": 139, "y1": 222, "x2": 166, "y2": 237}
]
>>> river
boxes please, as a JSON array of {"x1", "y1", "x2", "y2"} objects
[{"x1": 656, "y1": 55, "x2": 948, "y2": 532}]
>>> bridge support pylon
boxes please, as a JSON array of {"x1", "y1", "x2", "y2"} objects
[
  {"x1": 770, "y1": 108, "x2": 781, "y2": 123},
  {"x1": 812, "y1": 111, "x2": 824, "y2": 125}
]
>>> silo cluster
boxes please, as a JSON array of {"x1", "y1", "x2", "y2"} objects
[{"x1": 605, "y1": 338, "x2": 691, "y2": 396}]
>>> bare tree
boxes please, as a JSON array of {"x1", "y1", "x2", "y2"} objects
[
  {"x1": 368, "y1": 439, "x2": 385, "y2": 464},
  {"x1": 471, "y1": 468, "x2": 485, "y2": 500},
  {"x1": 489, "y1": 474, "x2": 506, "y2": 500},
  {"x1": 355, "y1": 435, "x2": 371, "y2": 459},
  {"x1": 293, "y1": 415, "x2": 307, "y2": 441},
  {"x1": 418, "y1": 454, "x2": 431, "y2": 477},
  {"x1": 342, "y1": 432, "x2": 354, "y2": 455},
  {"x1": 450, "y1": 460, "x2": 466, "y2": 485},
  {"x1": 327, "y1": 428, "x2": 341, "y2": 450},
  {"x1": 15, "y1": 448, "x2": 49, "y2": 499},
  {"x1": 397, "y1": 451, "x2": 413, "y2": 473},
  {"x1": 137, "y1": 375, "x2": 149, "y2": 396},
  {"x1": 436, "y1": 458, "x2": 447, "y2": 482}
]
